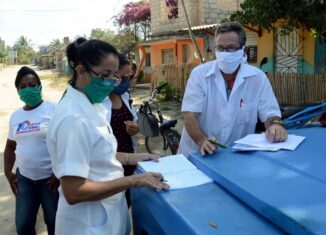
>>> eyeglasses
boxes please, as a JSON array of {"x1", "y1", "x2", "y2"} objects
[
  {"x1": 215, "y1": 46, "x2": 241, "y2": 52},
  {"x1": 87, "y1": 67, "x2": 114, "y2": 80},
  {"x1": 87, "y1": 67, "x2": 120, "y2": 85}
]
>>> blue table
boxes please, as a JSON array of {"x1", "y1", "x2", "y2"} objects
[
  {"x1": 189, "y1": 127, "x2": 326, "y2": 235},
  {"x1": 131, "y1": 127, "x2": 325, "y2": 235}
]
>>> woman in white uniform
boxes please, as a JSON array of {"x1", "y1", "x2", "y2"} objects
[
  {"x1": 46, "y1": 38, "x2": 169, "y2": 235},
  {"x1": 4, "y1": 66, "x2": 59, "y2": 235}
]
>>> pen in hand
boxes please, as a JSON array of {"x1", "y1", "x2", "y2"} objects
[{"x1": 208, "y1": 139, "x2": 227, "y2": 149}]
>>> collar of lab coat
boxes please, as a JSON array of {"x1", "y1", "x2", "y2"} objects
[
  {"x1": 65, "y1": 85, "x2": 109, "y2": 127},
  {"x1": 206, "y1": 61, "x2": 259, "y2": 101}
]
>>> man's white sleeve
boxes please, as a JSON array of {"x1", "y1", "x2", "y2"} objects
[
  {"x1": 258, "y1": 76, "x2": 281, "y2": 122},
  {"x1": 181, "y1": 68, "x2": 205, "y2": 113}
]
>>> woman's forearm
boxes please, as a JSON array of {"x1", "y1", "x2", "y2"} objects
[
  {"x1": 60, "y1": 176, "x2": 134, "y2": 205},
  {"x1": 4, "y1": 139, "x2": 16, "y2": 177}
]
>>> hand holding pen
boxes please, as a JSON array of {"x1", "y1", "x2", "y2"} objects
[{"x1": 198, "y1": 136, "x2": 226, "y2": 156}]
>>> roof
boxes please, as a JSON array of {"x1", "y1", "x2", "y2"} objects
[{"x1": 179, "y1": 23, "x2": 220, "y2": 32}]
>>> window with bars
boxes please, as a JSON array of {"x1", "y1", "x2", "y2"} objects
[
  {"x1": 162, "y1": 49, "x2": 174, "y2": 64},
  {"x1": 246, "y1": 46, "x2": 257, "y2": 64}
]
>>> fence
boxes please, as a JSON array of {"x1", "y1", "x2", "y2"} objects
[{"x1": 151, "y1": 64, "x2": 326, "y2": 104}]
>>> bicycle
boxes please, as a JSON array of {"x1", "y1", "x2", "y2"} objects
[{"x1": 138, "y1": 83, "x2": 181, "y2": 156}]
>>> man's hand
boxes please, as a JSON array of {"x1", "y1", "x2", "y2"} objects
[
  {"x1": 198, "y1": 136, "x2": 217, "y2": 155},
  {"x1": 265, "y1": 124, "x2": 288, "y2": 143},
  {"x1": 124, "y1": 121, "x2": 139, "y2": 136},
  {"x1": 5, "y1": 172, "x2": 18, "y2": 196}
]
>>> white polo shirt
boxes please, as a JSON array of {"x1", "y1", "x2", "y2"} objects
[
  {"x1": 178, "y1": 61, "x2": 281, "y2": 157},
  {"x1": 47, "y1": 85, "x2": 130, "y2": 235}
]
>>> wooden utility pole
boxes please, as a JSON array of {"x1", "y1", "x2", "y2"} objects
[{"x1": 180, "y1": 0, "x2": 204, "y2": 63}]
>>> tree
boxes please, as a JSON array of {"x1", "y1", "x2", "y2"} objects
[
  {"x1": 165, "y1": 0, "x2": 178, "y2": 19},
  {"x1": 49, "y1": 39, "x2": 64, "y2": 52},
  {"x1": 229, "y1": 0, "x2": 326, "y2": 38},
  {"x1": 90, "y1": 28, "x2": 115, "y2": 43},
  {"x1": 0, "y1": 51, "x2": 8, "y2": 63},
  {"x1": 112, "y1": 28, "x2": 137, "y2": 54},
  {"x1": 114, "y1": 1, "x2": 151, "y2": 41},
  {"x1": 13, "y1": 36, "x2": 36, "y2": 64}
]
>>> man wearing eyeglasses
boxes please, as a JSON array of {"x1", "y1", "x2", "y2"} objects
[{"x1": 178, "y1": 22, "x2": 287, "y2": 157}]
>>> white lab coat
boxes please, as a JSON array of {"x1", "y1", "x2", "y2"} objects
[
  {"x1": 47, "y1": 85, "x2": 130, "y2": 235},
  {"x1": 102, "y1": 92, "x2": 138, "y2": 151},
  {"x1": 178, "y1": 61, "x2": 281, "y2": 157}
]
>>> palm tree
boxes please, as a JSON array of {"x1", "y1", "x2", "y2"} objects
[
  {"x1": 13, "y1": 36, "x2": 35, "y2": 64},
  {"x1": 49, "y1": 39, "x2": 64, "y2": 52}
]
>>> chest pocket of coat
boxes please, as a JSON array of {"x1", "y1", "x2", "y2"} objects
[{"x1": 240, "y1": 102, "x2": 257, "y2": 124}]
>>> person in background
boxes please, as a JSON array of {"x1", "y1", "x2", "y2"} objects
[
  {"x1": 102, "y1": 53, "x2": 138, "y2": 207},
  {"x1": 178, "y1": 22, "x2": 287, "y2": 157},
  {"x1": 4, "y1": 66, "x2": 59, "y2": 235},
  {"x1": 46, "y1": 38, "x2": 169, "y2": 235}
]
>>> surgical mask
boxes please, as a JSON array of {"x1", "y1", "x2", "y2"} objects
[
  {"x1": 18, "y1": 86, "x2": 42, "y2": 107},
  {"x1": 112, "y1": 79, "x2": 130, "y2": 95},
  {"x1": 80, "y1": 76, "x2": 116, "y2": 104},
  {"x1": 215, "y1": 48, "x2": 245, "y2": 74}
]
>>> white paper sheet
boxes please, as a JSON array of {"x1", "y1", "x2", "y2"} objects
[
  {"x1": 233, "y1": 133, "x2": 306, "y2": 151},
  {"x1": 137, "y1": 154, "x2": 212, "y2": 190}
]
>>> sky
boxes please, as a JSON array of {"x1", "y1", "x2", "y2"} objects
[{"x1": 0, "y1": 0, "x2": 136, "y2": 50}]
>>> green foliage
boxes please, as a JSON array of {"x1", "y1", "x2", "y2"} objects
[
  {"x1": 49, "y1": 39, "x2": 64, "y2": 52},
  {"x1": 90, "y1": 28, "x2": 115, "y2": 43},
  {"x1": 0, "y1": 51, "x2": 8, "y2": 63},
  {"x1": 137, "y1": 70, "x2": 145, "y2": 83},
  {"x1": 13, "y1": 36, "x2": 36, "y2": 64},
  {"x1": 156, "y1": 81, "x2": 177, "y2": 102},
  {"x1": 229, "y1": 0, "x2": 326, "y2": 38}
]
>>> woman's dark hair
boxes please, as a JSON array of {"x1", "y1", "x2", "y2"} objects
[
  {"x1": 15, "y1": 66, "x2": 41, "y2": 88},
  {"x1": 117, "y1": 53, "x2": 131, "y2": 70},
  {"x1": 66, "y1": 38, "x2": 118, "y2": 86}
]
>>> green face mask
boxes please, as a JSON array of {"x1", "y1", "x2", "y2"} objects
[
  {"x1": 18, "y1": 86, "x2": 42, "y2": 107},
  {"x1": 80, "y1": 75, "x2": 116, "y2": 104}
]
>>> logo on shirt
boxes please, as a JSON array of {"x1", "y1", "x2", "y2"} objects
[{"x1": 16, "y1": 121, "x2": 41, "y2": 134}]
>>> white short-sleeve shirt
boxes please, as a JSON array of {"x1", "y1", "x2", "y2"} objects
[
  {"x1": 47, "y1": 85, "x2": 130, "y2": 235},
  {"x1": 178, "y1": 61, "x2": 281, "y2": 157},
  {"x1": 8, "y1": 101, "x2": 56, "y2": 180}
]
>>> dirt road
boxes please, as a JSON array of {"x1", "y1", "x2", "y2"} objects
[{"x1": 0, "y1": 65, "x2": 184, "y2": 234}]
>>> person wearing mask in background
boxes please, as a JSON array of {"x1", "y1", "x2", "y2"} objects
[
  {"x1": 178, "y1": 22, "x2": 287, "y2": 157},
  {"x1": 102, "y1": 53, "x2": 138, "y2": 208},
  {"x1": 46, "y1": 38, "x2": 169, "y2": 235},
  {"x1": 4, "y1": 66, "x2": 59, "y2": 235}
]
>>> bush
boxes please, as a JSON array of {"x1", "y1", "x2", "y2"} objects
[{"x1": 156, "y1": 81, "x2": 177, "y2": 102}]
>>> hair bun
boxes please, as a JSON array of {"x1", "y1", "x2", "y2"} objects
[
  {"x1": 74, "y1": 37, "x2": 87, "y2": 47},
  {"x1": 66, "y1": 37, "x2": 87, "y2": 69}
]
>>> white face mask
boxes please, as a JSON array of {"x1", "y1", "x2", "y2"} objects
[{"x1": 215, "y1": 47, "x2": 245, "y2": 74}]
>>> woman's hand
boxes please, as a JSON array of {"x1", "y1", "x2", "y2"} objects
[
  {"x1": 129, "y1": 172, "x2": 170, "y2": 190},
  {"x1": 5, "y1": 172, "x2": 18, "y2": 196},
  {"x1": 124, "y1": 121, "x2": 139, "y2": 136},
  {"x1": 130, "y1": 153, "x2": 160, "y2": 165},
  {"x1": 48, "y1": 174, "x2": 60, "y2": 193}
]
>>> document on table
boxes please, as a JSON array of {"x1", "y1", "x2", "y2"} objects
[
  {"x1": 137, "y1": 154, "x2": 212, "y2": 190},
  {"x1": 232, "y1": 133, "x2": 305, "y2": 151}
]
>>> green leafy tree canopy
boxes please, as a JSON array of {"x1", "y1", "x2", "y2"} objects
[{"x1": 229, "y1": 0, "x2": 326, "y2": 38}]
